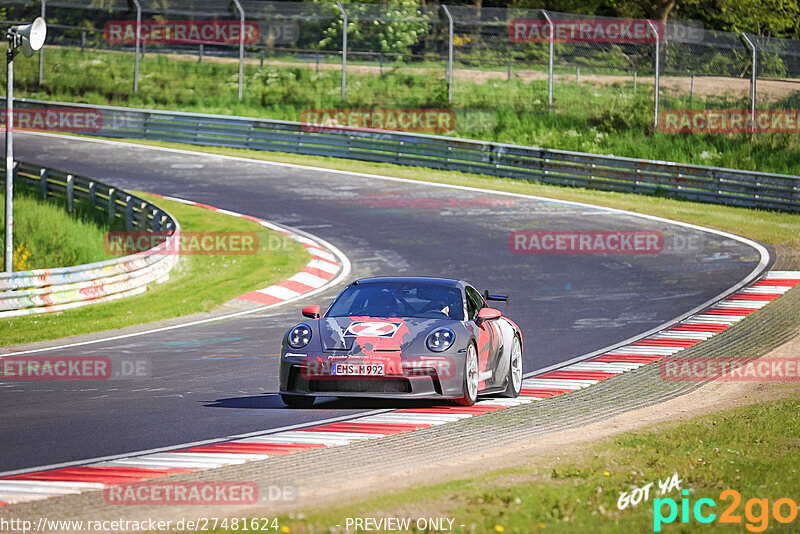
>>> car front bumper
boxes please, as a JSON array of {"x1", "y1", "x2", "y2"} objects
[{"x1": 279, "y1": 353, "x2": 465, "y2": 399}]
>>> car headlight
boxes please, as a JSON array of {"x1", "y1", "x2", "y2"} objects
[
  {"x1": 426, "y1": 327, "x2": 455, "y2": 352},
  {"x1": 287, "y1": 323, "x2": 312, "y2": 349}
]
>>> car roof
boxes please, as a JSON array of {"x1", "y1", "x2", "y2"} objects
[{"x1": 352, "y1": 276, "x2": 463, "y2": 289}]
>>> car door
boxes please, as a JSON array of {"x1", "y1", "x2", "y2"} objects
[{"x1": 465, "y1": 285, "x2": 502, "y2": 388}]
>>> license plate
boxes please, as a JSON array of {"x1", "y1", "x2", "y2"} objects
[{"x1": 331, "y1": 364, "x2": 385, "y2": 376}]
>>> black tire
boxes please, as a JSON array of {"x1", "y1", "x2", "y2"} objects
[
  {"x1": 281, "y1": 394, "x2": 315, "y2": 408},
  {"x1": 499, "y1": 335, "x2": 523, "y2": 398},
  {"x1": 454, "y1": 342, "x2": 479, "y2": 406}
]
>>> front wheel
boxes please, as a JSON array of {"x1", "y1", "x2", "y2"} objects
[
  {"x1": 499, "y1": 336, "x2": 522, "y2": 398},
  {"x1": 455, "y1": 343, "x2": 479, "y2": 406},
  {"x1": 281, "y1": 394, "x2": 315, "y2": 409}
]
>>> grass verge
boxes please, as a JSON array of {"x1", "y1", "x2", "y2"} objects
[
  {"x1": 0, "y1": 187, "x2": 114, "y2": 270},
  {"x1": 9, "y1": 47, "x2": 800, "y2": 175},
  {"x1": 0, "y1": 193, "x2": 310, "y2": 347},
  {"x1": 89, "y1": 138, "x2": 800, "y2": 263},
  {"x1": 271, "y1": 390, "x2": 800, "y2": 533}
]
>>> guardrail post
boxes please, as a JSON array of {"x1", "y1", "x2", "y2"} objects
[
  {"x1": 88, "y1": 181, "x2": 96, "y2": 207},
  {"x1": 542, "y1": 10, "x2": 554, "y2": 111},
  {"x1": 139, "y1": 201, "x2": 147, "y2": 229},
  {"x1": 336, "y1": 2, "x2": 347, "y2": 103},
  {"x1": 108, "y1": 188, "x2": 116, "y2": 224},
  {"x1": 39, "y1": 168, "x2": 47, "y2": 200},
  {"x1": 232, "y1": 0, "x2": 245, "y2": 102},
  {"x1": 125, "y1": 195, "x2": 133, "y2": 231},
  {"x1": 153, "y1": 209, "x2": 161, "y2": 232},
  {"x1": 66, "y1": 174, "x2": 74, "y2": 214},
  {"x1": 442, "y1": 5, "x2": 454, "y2": 104},
  {"x1": 132, "y1": 0, "x2": 141, "y2": 93}
]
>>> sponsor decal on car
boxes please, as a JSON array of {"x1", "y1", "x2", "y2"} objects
[{"x1": 345, "y1": 321, "x2": 402, "y2": 338}]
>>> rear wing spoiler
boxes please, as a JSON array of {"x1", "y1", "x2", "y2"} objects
[{"x1": 484, "y1": 290, "x2": 510, "y2": 308}]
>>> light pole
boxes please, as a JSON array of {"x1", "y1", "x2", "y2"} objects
[{"x1": 4, "y1": 17, "x2": 46, "y2": 273}]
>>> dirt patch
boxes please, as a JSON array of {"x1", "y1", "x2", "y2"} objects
[{"x1": 171, "y1": 53, "x2": 800, "y2": 102}]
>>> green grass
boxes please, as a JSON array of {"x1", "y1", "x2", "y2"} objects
[
  {"x1": 268, "y1": 393, "x2": 800, "y2": 533},
  {"x1": 0, "y1": 186, "x2": 114, "y2": 270},
  {"x1": 0, "y1": 193, "x2": 310, "y2": 346},
  {"x1": 8, "y1": 47, "x2": 800, "y2": 176},
  {"x1": 96, "y1": 139, "x2": 800, "y2": 258}
]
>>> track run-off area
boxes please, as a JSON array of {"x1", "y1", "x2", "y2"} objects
[{"x1": 0, "y1": 132, "x2": 770, "y2": 482}]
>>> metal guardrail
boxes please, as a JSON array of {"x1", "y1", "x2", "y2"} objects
[
  {"x1": 9, "y1": 98, "x2": 800, "y2": 212},
  {"x1": 0, "y1": 160, "x2": 180, "y2": 317}
]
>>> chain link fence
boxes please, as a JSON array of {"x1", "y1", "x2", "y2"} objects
[{"x1": 0, "y1": 1, "x2": 798, "y2": 129}]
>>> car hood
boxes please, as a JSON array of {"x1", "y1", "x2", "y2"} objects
[{"x1": 319, "y1": 316, "x2": 445, "y2": 354}]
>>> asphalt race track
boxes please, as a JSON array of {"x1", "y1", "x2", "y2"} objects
[{"x1": 0, "y1": 133, "x2": 767, "y2": 473}]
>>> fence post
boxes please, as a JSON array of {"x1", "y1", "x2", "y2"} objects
[
  {"x1": 108, "y1": 188, "x2": 116, "y2": 224},
  {"x1": 139, "y1": 201, "x2": 147, "y2": 229},
  {"x1": 633, "y1": 70, "x2": 637, "y2": 91},
  {"x1": 576, "y1": 66, "x2": 580, "y2": 86},
  {"x1": 542, "y1": 10, "x2": 554, "y2": 111},
  {"x1": 38, "y1": 0, "x2": 45, "y2": 86},
  {"x1": 232, "y1": 0, "x2": 245, "y2": 102},
  {"x1": 336, "y1": 2, "x2": 348, "y2": 103},
  {"x1": 741, "y1": 33, "x2": 757, "y2": 138},
  {"x1": 125, "y1": 196, "x2": 134, "y2": 231},
  {"x1": 81, "y1": 31, "x2": 86, "y2": 53},
  {"x1": 153, "y1": 209, "x2": 161, "y2": 232},
  {"x1": 199, "y1": 44, "x2": 203, "y2": 63},
  {"x1": 647, "y1": 20, "x2": 660, "y2": 128},
  {"x1": 442, "y1": 5, "x2": 454, "y2": 104},
  {"x1": 40, "y1": 168, "x2": 47, "y2": 200},
  {"x1": 132, "y1": 0, "x2": 141, "y2": 93},
  {"x1": 66, "y1": 174, "x2": 74, "y2": 213}
]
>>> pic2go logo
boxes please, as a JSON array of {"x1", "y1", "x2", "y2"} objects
[{"x1": 653, "y1": 489, "x2": 798, "y2": 532}]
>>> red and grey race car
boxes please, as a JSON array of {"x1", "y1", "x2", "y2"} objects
[{"x1": 279, "y1": 276, "x2": 523, "y2": 408}]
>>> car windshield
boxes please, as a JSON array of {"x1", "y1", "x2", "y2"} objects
[{"x1": 327, "y1": 282, "x2": 464, "y2": 321}]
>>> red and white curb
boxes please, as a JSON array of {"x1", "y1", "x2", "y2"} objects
[
  {"x1": 1, "y1": 270, "x2": 797, "y2": 507},
  {"x1": 147, "y1": 195, "x2": 343, "y2": 306}
]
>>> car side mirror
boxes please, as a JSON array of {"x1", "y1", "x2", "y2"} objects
[
  {"x1": 302, "y1": 305, "x2": 321, "y2": 319},
  {"x1": 476, "y1": 307, "x2": 502, "y2": 325}
]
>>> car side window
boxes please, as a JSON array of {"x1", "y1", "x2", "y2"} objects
[{"x1": 465, "y1": 286, "x2": 485, "y2": 320}]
